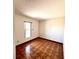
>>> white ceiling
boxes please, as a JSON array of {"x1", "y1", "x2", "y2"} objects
[{"x1": 14, "y1": 0, "x2": 64, "y2": 20}]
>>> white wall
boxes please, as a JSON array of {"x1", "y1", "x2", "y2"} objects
[
  {"x1": 14, "y1": 14, "x2": 39, "y2": 45},
  {"x1": 14, "y1": 14, "x2": 64, "y2": 44},
  {"x1": 39, "y1": 17, "x2": 64, "y2": 43}
]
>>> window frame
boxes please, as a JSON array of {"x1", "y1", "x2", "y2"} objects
[{"x1": 24, "y1": 21, "x2": 32, "y2": 39}]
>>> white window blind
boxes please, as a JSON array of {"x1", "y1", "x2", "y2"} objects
[{"x1": 24, "y1": 22, "x2": 32, "y2": 38}]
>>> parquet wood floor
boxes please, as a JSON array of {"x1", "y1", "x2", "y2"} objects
[{"x1": 16, "y1": 37, "x2": 63, "y2": 59}]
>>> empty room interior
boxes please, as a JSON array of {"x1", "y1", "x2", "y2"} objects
[{"x1": 14, "y1": 0, "x2": 64, "y2": 59}]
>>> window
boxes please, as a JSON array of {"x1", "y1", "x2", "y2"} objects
[{"x1": 24, "y1": 22, "x2": 32, "y2": 38}]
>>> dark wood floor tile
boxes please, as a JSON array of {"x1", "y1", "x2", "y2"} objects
[{"x1": 16, "y1": 38, "x2": 63, "y2": 59}]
